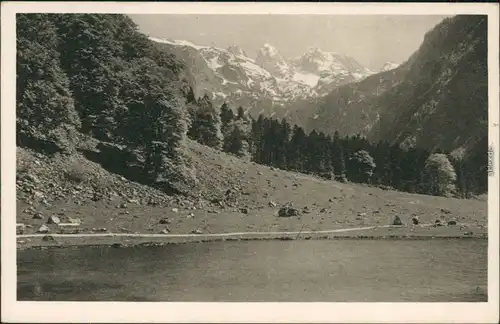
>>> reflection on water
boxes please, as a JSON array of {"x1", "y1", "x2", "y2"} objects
[{"x1": 17, "y1": 239, "x2": 487, "y2": 302}]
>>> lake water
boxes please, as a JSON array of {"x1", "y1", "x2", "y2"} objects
[{"x1": 17, "y1": 239, "x2": 487, "y2": 302}]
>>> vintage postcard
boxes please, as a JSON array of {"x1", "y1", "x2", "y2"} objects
[{"x1": 1, "y1": 1, "x2": 499, "y2": 323}]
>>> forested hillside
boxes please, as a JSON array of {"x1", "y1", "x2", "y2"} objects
[{"x1": 17, "y1": 14, "x2": 196, "y2": 193}]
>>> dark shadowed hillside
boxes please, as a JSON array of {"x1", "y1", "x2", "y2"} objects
[{"x1": 292, "y1": 15, "x2": 487, "y2": 156}]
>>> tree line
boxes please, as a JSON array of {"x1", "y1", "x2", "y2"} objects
[{"x1": 187, "y1": 99, "x2": 487, "y2": 198}]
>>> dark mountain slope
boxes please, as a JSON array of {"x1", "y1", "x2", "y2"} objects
[
  {"x1": 293, "y1": 15, "x2": 488, "y2": 155},
  {"x1": 284, "y1": 65, "x2": 410, "y2": 135},
  {"x1": 371, "y1": 15, "x2": 488, "y2": 153}
]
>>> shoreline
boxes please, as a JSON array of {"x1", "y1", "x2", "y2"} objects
[{"x1": 17, "y1": 224, "x2": 488, "y2": 250}]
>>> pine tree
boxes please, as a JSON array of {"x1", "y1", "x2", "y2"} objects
[
  {"x1": 275, "y1": 119, "x2": 291, "y2": 169},
  {"x1": 388, "y1": 144, "x2": 404, "y2": 189},
  {"x1": 186, "y1": 86, "x2": 197, "y2": 104},
  {"x1": 309, "y1": 131, "x2": 320, "y2": 174},
  {"x1": 223, "y1": 119, "x2": 251, "y2": 159},
  {"x1": 220, "y1": 102, "x2": 234, "y2": 128},
  {"x1": 331, "y1": 131, "x2": 345, "y2": 179},
  {"x1": 251, "y1": 114, "x2": 265, "y2": 163},
  {"x1": 288, "y1": 126, "x2": 308, "y2": 172},
  {"x1": 237, "y1": 106, "x2": 245, "y2": 120}
]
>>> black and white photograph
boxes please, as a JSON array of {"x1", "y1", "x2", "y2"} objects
[{"x1": 1, "y1": 2, "x2": 499, "y2": 323}]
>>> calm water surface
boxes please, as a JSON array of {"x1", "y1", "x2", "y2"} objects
[{"x1": 17, "y1": 239, "x2": 487, "y2": 301}]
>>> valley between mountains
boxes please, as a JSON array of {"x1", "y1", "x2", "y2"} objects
[{"x1": 15, "y1": 14, "x2": 489, "y2": 247}]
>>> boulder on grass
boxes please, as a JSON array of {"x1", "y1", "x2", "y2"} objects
[
  {"x1": 37, "y1": 225, "x2": 50, "y2": 233},
  {"x1": 392, "y1": 215, "x2": 403, "y2": 226},
  {"x1": 47, "y1": 215, "x2": 60, "y2": 225},
  {"x1": 278, "y1": 207, "x2": 300, "y2": 217}
]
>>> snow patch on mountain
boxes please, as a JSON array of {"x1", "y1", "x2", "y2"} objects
[
  {"x1": 292, "y1": 72, "x2": 320, "y2": 87},
  {"x1": 380, "y1": 62, "x2": 400, "y2": 72}
]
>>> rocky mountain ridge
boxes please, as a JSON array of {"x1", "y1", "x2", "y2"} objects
[{"x1": 150, "y1": 37, "x2": 375, "y2": 113}]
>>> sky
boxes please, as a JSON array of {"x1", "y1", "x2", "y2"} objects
[{"x1": 129, "y1": 14, "x2": 449, "y2": 70}]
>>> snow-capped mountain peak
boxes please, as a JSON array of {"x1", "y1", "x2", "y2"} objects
[
  {"x1": 260, "y1": 43, "x2": 280, "y2": 57},
  {"x1": 227, "y1": 44, "x2": 247, "y2": 57},
  {"x1": 255, "y1": 43, "x2": 291, "y2": 78},
  {"x1": 151, "y1": 36, "x2": 374, "y2": 109}
]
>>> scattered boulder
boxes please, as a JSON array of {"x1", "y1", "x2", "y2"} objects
[
  {"x1": 26, "y1": 174, "x2": 40, "y2": 183},
  {"x1": 118, "y1": 203, "x2": 127, "y2": 209},
  {"x1": 160, "y1": 228, "x2": 170, "y2": 234},
  {"x1": 47, "y1": 215, "x2": 61, "y2": 225},
  {"x1": 268, "y1": 201, "x2": 277, "y2": 208},
  {"x1": 239, "y1": 208, "x2": 249, "y2": 214},
  {"x1": 357, "y1": 212, "x2": 367, "y2": 217},
  {"x1": 23, "y1": 207, "x2": 36, "y2": 214},
  {"x1": 191, "y1": 229, "x2": 203, "y2": 234},
  {"x1": 147, "y1": 197, "x2": 159, "y2": 206},
  {"x1": 435, "y1": 219, "x2": 443, "y2": 226},
  {"x1": 67, "y1": 217, "x2": 81, "y2": 224},
  {"x1": 42, "y1": 235, "x2": 55, "y2": 241},
  {"x1": 441, "y1": 208, "x2": 452, "y2": 214},
  {"x1": 392, "y1": 215, "x2": 403, "y2": 226},
  {"x1": 172, "y1": 208, "x2": 179, "y2": 213},
  {"x1": 302, "y1": 206, "x2": 310, "y2": 214},
  {"x1": 159, "y1": 218, "x2": 171, "y2": 225},
  {"x1": 37, "y1": 225, "x2": 50, "y2": 233},
  {"x1": 464, "y1": 231, "x2": 474, "y2": 236},
  {"x1": 447, "y1": 220, "x2": 457, "y2": 226},
  {"x1": 278, "y1": 207, "x2": 300, "y2": 217},
  {"x1": 320, "y1": 208, "x2": 328, "y2": 213},
  {"x1": 32, "y1": 212, "x2": 44, "y2": 220},
  {"x1": 412, "y1": 216, "x2": 419, "y2": 225},
  {"x1": 187, "y1": 213, "x2": 195, "y2": 219}
]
